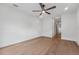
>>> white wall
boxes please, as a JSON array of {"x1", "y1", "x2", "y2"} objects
[
  {"x1": 76, "y1": 8, "x2": 79, "y2": 45},
  {"x1": 40, "y1": 17, "x2": 54, "y2": 37},
  {"x1": 61, "y1": 12, "x2": 78, "y2": 41},
  {"x1": 0, "y1": 6, "x2": 41, "y2": 48},
  {"x1": 0, "y1": 5, "x2": 54, "y2": 48}
]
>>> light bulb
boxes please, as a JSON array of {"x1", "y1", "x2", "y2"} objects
[{"x1": 42, "y1": 11, "x2": 45, "y2": 13}]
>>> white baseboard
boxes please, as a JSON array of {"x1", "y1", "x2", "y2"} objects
[
  {"x1": 0, "y1": 35, "x2": 40, "y2": 48},
  {"x1": 0, "y1": 35, "x2": 52, "y2": 48},
  {"x1": 61, "y1": 37, "x2": 76, "y2": 42},
  {"x1": 62, "y1": 37, "x2": 79, "y2": 46}
]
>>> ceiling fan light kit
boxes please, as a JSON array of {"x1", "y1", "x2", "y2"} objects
[{"x1": 42, "y1": 11, "x2": 45, "y2": 13}]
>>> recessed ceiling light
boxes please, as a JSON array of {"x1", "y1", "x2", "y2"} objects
[{"x1": 64, "y1": 7, "x2": 69, "y2": 11}]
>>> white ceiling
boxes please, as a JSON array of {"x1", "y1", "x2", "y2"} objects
[{"x1": 0, "y1": 3, "x2": 79, "y2": 18}]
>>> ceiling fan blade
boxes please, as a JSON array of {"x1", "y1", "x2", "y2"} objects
[
  {"x1": 32, "y1": 10, "x2": 41, "y2": 12},
  {"x1": 45, "y1": 12, "x2": 51, "y2": 14},
  {"x1": 13, "y1": 4, "x2": 18, "y2": 7},
  {"x1": 40, "y1": 12, "x2": 42, "y2": 15},
  {"x1": 39, "y1": 3, "x2": 45, "y2": 10},
  {"x1": 46, "y1": 6, "x2": 56, "y2": 11}
]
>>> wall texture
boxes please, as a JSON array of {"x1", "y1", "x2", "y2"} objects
[
  {"x1": 40, "y1": 17, "x2": 54, "y2": 37},
  {"x1": 61, "y1": 12, "x2": 78, "y2": 41},
  {"x1": 0, "y1": 6, "x2": 41, "y2": 48},
  {"x1": 77, "y1": 8, "x2": 79, "y2": 45}
]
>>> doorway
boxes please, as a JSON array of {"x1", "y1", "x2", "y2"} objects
[{"x1": 54, "y1": 16, "x2": 61, "y2": 38}]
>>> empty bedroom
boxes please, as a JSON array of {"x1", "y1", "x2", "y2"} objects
[{"x1": 0, "y1": 3, "x2": 79, "y2": 55}]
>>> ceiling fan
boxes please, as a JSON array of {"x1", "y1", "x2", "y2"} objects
[{"x1": 32, "y1": 3, "x2": 56, "y2": 15}]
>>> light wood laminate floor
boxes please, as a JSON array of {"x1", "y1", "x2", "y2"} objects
[{"x1": 0, "y1": 36, "x2": 79, "y2": 55}]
